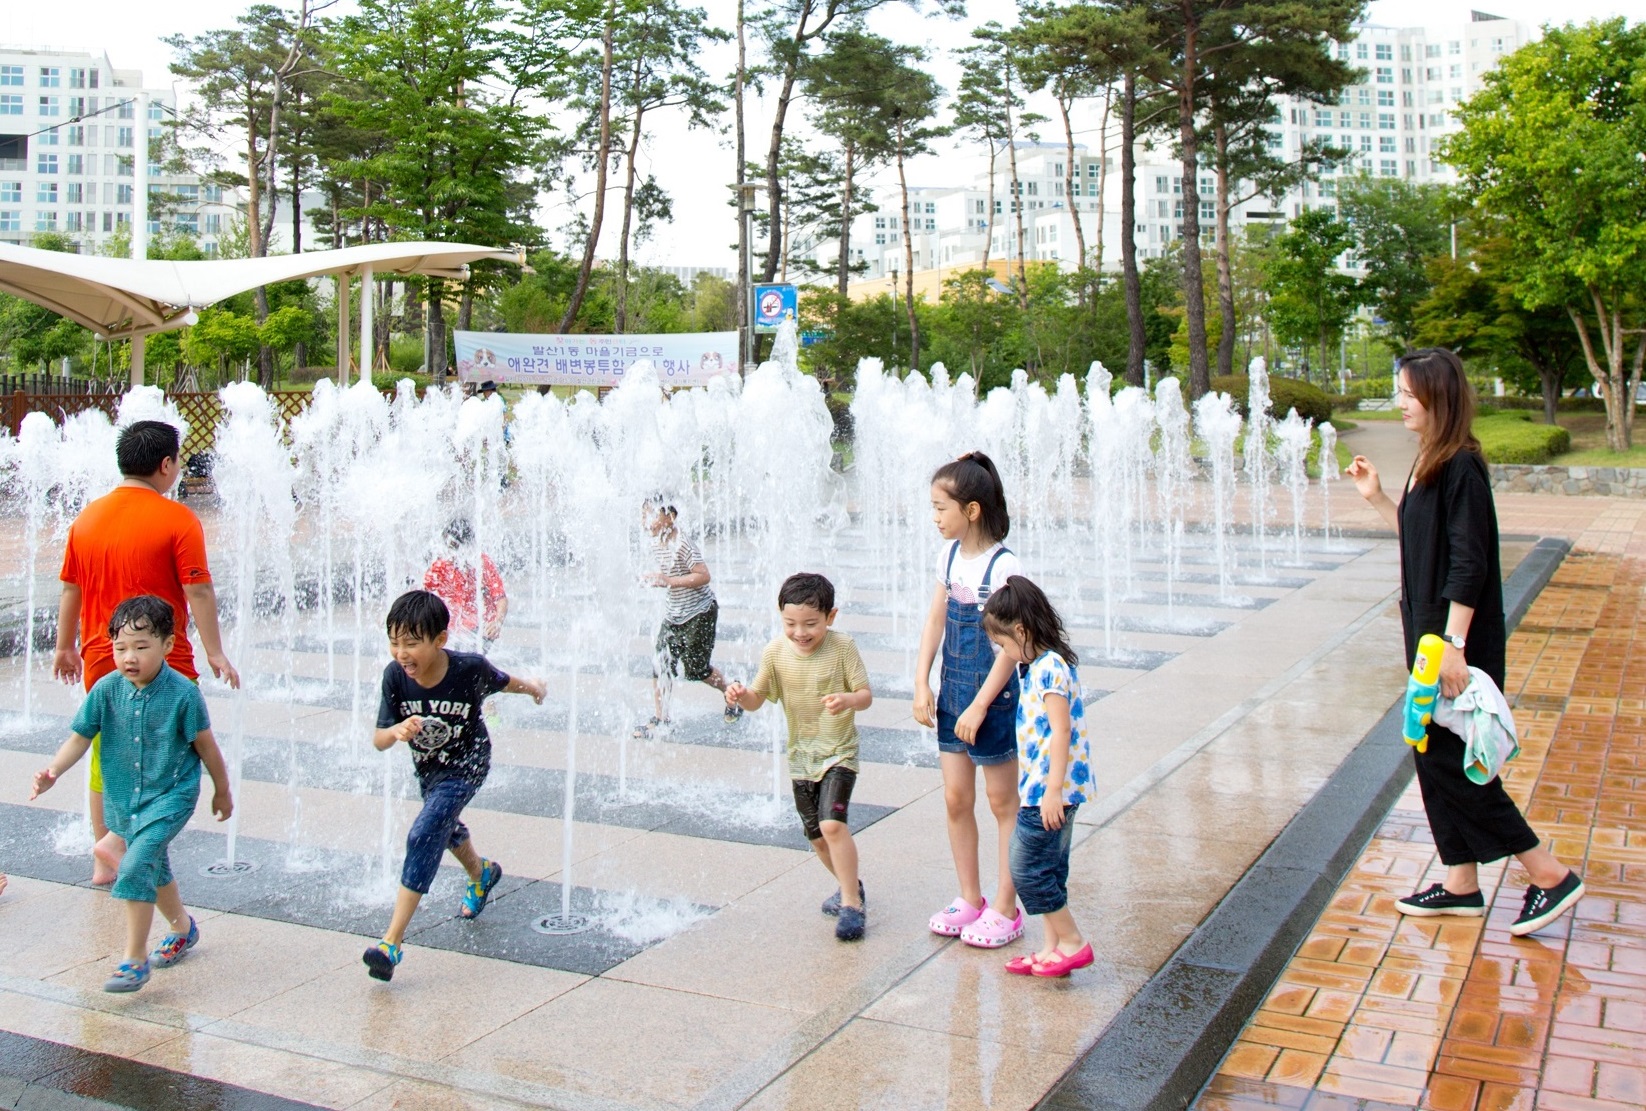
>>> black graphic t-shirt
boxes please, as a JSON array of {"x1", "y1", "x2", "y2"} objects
[{"x1": 377, "y1": 651, "x2": 511, "y2": 784}]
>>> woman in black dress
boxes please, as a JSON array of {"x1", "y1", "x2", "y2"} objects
[{"x1": 1346, "y1": 348, "x2": 1583, "y2": 937}]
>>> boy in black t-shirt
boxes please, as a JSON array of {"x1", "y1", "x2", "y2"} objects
[{"x1": 364, "y1": 590, "x2": 545, "y2": 982}]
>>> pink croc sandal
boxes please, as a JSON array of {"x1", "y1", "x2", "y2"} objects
[
  {"x1": 961, "y1": 907, "x2": 1025, "y2": 949},
  {"x1": 929, "y1": 896, "x2": 986, "y2": 937}
]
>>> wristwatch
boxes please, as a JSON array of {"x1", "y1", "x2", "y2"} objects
[{"x1": 1440, "y1": 633, "x2": 1466, "y2": 650}]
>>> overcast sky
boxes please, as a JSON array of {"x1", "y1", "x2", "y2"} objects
[{"x1": 0, "y1": 0, "x2": 1632, "y2": 269}]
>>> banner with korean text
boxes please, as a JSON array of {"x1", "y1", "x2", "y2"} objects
[{"x1": 453, "y1": 331, "x2": 737, "y2": 387}]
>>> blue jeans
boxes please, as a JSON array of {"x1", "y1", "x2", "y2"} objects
[
  {"x1": 401, "y1": 775, "x2": 481, "y2": 894},
  {"x1": 1009, "y1": 804, "x2": 1079, "y2": 916}
]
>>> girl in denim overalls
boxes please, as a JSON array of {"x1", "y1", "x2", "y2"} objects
[{"x1": 913, "y1": 452, "x2": 1025, "y2": 948}]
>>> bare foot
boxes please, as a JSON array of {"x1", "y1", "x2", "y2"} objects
[{"x1": 92, "y1": 832, "x2": 126, "y2": 884}]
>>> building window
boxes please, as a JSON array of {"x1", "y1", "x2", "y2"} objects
[
  {"x1": 38, "y1": 127, "x2": 57, "y2": 146},
  {"x1": 176, "y1": 212, "x2": 198, "y2": 234},
  {"x1": 1319, "y1": 180, "x2": 1337, "y2": 198},
  {"x1": 36, "y1": 211, "x2": 58, "y2": 231},
  {"x1": 1405, "y1": 137, "x2": 1417, "y2": 153},
  {"x1": 0, "y1": 182, "x2": 18, "y2": 203},
  {"x1": 1375, "y1": 44, "x2": 1393, "y2": 61},
  {"x1": 1379, "y1": 113, "x2": 1396, "y2": 130},
  {"x1": 116, "y1": 182, "x2": 133, "y2": 204},
  {"x1": 1357, "y1": 88, "x2": 1372, "y2": 106},
  {"x1": 1427, "y1": 89, "x2": 1444, "y2": 105},
  {"x1": 38, "y1": 96, "x2": 60, "y2": 116},
  {"x1": 1448, "y1": 41, "x2": 1461, "y2": 55},
  {"x1": 1360, "y1": 135, "x2": 1373, "y2": 152},
  {"x1": 116, "y1": 99, "x2": 133, "y2": 120},
  {"x1": 1315, "y1": 109, "x2": 1332, "y2": 127},
  {"x1": 1379, "y1": 136, "x2": 1396, "y2": 153},
  {"x1": 39, "y1": 67, "x2": 61, "y2": 88},
  {"x1": 37, "y1": 182, "x2": 58, "y2": 203},
  {"x1": 1380, "y1": 159, "x2": 1397, "y2": 177},
  {"x1": 0, "y1": 66, "x2": 21, "y2": 87},
  {"x1": 1400, "y1": 45, "x2": 1412, "y2": 61},
  {"x1": 0, "y1": 211, "x2": 19, "y2": 231},
  {"x1": 67, "y1": 154, "x2": 83, "y2": 174},
  {"x1": 1426, "y1": 44, "x2": 1441, "y2": 59},
  {"x1": 1337, "y1": 43, "x2": 1349, "y2": 61},
  {"x1": 67, "y1": 125, "x2": 85, "y2": 146},
  {"x1": 1449, "y1": 64, "x2": 1462, "y2": 79},
  {"x1": 1402, "y1": 68, "x2": 1413, "y2": 84},
  {"x1": 65, "y1": 211, "x2": 83, "y2": 231},
  {"x1": 37, "y1": 153, "x2": 58, "y2": 174},
  {"x1": 1428, "y1": 113, "x2": 1447, "y2": 127},
  {"x1": 1425, "y1": 67, "x2": 1441, "y2": 81},
  {"x1": 67, "y1": 182, "x2": 83, "y2": 203},
  {"x1": 1359, "y1": 111, "x2": 1372, "y2": 129},
  {"x1": 1026, "y1": 180, "x2": 1038, "y2": 195},
  {"x1": 1377, "y1": 90, "x2": 1394, "y2": 107},
  {"x1": 69, "y1": 68, "x2": 86, "y2": 88},
  {"x1": 1356, "y1": 43, "x2": 1369, "y2": 59},
  {"x1": 0, "y1": 95, "x2": 21, "y2": 115},
  {"x1": 1376, "y1": 67, "x2": 1393, "y2": 84}
]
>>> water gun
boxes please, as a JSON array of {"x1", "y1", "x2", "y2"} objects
[{"x1": 1403, "y1": 633, "x2": 1445, "y2": 753}]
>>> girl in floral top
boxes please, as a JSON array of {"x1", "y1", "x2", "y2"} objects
[{"x1": 983, "y1": 576, "x2": 1094, "y2": 979}]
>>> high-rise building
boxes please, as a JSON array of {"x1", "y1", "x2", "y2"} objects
[
  {"x1": 0, "y1": 48, "x2": 240, "y2": 255},
  {"x1": 829, "y1": 11, "x2": 1533, "y2": 296}
]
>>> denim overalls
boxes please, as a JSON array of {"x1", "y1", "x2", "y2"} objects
[{"x1": 935, "y1": 541, "x2": 1018, "y2": 764}]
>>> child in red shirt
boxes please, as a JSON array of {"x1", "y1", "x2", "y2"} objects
[{"x1": 422, "y1": 518, "x2": 508, "y2": 651}]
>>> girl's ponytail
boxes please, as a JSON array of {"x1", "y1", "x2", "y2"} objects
[
  {"x1": 932, "y1": 450, "x2": 1010, "y2": 543},
  {"x1": 983, "y1": 576, "x2": 1077, "y2": 667}
]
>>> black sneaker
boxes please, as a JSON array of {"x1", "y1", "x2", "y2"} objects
[
  {"x1": 1396, "y1": 883, "x2": 1485, "y2": 917},
  {"x1": 820, "y1": 880, "x2": 866, "y2": 917},
  {"x1": 1509, "y1": 872, "x2": 1584, "y2": 937},
  {"x1": 835, "y1": 904, "x2": 865, "y2": 941},
  {"x1": 723, "y1": 703, "x2": 744, "y2": 725}
]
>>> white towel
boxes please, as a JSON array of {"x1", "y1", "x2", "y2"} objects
[{"x1": 1432, "y1": 667, "x2": 1521, "y2": 785}]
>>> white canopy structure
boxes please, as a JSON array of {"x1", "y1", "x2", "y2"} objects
[{"x1": 0, "y1": 240, "x2": 520, "y2": 384}]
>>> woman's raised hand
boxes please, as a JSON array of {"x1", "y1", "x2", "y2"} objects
[{"x1": 1345, "y1": 455, "x2": 1381, "y2": 502}]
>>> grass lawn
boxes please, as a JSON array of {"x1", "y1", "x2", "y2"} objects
[{"x1": 1542, "y1": 413, "x2": 1646, "y2": 467}]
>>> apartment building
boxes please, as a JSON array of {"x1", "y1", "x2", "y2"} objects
[
  {"x1": 833, "y1": 11, "x2": 1533, "y2": 297},
  {"x1": 0, "y1": 47, "x2": 238, "y2": 254}
]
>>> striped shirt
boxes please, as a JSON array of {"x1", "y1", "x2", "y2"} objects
[
  {"x1": 653, "y1": 534, "x2": 715, "y2": 624},
  {"x1": 750, "y1": 631, "x2": 871, "y2": 781}
]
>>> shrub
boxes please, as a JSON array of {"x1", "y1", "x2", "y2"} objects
[
  {"x1": 1209, "y1": 374, "x2": 1333, "y2": 426},
  {"x1": 1474, "y1": 411, "x2": 1570, "y2": 464}
]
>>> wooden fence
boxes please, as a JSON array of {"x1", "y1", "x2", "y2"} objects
[
  {"x1": 0, "y1": 373, "x2": 108, "y2": 397},
  {"x1": 4, "y1": 389, "x2": 322, "y2": 456}
]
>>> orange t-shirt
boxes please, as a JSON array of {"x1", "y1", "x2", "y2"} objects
[{"x1": 60, "y1": 486, "x2": 213, "y2": 688}]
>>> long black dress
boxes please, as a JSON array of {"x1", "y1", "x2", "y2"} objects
[{"x1": 1397, "y1": 449, "x2": 1538, "y2": 866}]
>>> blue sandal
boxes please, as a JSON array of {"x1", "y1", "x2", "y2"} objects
[
  {"x1": 461, "y1": 860, "x2": 502, "y2": 919},
  {"x1": 363, "y1": 940, "x2": 402, "y2": 981},
  {"x1": 104, "y1": 960, "x2": 150, "y2": 993}
]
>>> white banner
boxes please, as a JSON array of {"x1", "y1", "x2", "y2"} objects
[{"x1": 453, "y1": 330, "x2": 737, "y2": 387}]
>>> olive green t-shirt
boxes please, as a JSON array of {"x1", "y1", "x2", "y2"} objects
[{"x1": 750, "y1": 630, "x2": 870, "y2": 782}]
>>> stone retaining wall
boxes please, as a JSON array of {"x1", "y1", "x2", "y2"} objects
[{"x1": 1491, "y1": 463, "x2": 1646, "y2": 497}]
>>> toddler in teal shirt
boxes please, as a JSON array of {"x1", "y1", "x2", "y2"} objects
[{"x1": 32, "y1": 595, "x2": 233, "y2": 993}]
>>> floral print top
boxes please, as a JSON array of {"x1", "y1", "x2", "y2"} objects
[{"x1": 1015, "y1": 651, "x2": 1092, "y2": 806}]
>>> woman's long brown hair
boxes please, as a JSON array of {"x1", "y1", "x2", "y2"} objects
[{"x1": 1403, "y1": 348, "x2": 1480, "y2": 487}]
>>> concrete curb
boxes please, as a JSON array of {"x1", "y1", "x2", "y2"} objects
[
  {"x1": 1039, "y1": 536, "x2": 1572, "y2": 1111},
  {"x1": 0, "y1": 1030, "x2": 322, "y2": 1111}
]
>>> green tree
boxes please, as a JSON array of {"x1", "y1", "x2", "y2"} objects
[
  {"x1": 932, "y1": 270, "x2": 1013, "y2": 382},
  {"x1": 881, "y1": 46, "x2": 946, "y2": 370},
  {"x1": 1261, "y1": 207, "x2": 1361, "y2": 379},
  {"x1": 1413, "y1": 230, "x2": 1585, "y2": 426},
  {"x1": 1337, "y1": 175, "x2": 1455, "y2": 353},
  {"x1": 1442, "y1": 18, "x2": 1646, "y2": 450},
  {"x1": 800, "y1": 28, "x2": 904, "y2": 294},
  {"x1": 183, "y1": 308, "x2": 263, "y2": 378},
  {"x1": 260, "y1": 304, "x2": 317, "y2": 374},
  {"x1": 600, "y1": 0, "x2": 727, "y2": 331},
  {"x1": 326, "y1": 0, "x2": 539, "y2": 379}
]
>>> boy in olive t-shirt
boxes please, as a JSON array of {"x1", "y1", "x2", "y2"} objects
[{"x1": 727, "y1": 572, "x2": 873, "y2": 942}]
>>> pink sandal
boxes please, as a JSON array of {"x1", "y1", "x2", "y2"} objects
[
  {"x1": 961, "y1": 907, "x2": 1024, "y2": 948},
  {"x1": 929, "y1": 896, "x2": 986, "y2": 937},
  {"x1": 1032, "y1": 943, "x2": 1094, "y2": 978}
]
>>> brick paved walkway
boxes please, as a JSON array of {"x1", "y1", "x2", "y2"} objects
[{"x1": 1197, "y1": 549, "x2": 1646, "y2": 1111}]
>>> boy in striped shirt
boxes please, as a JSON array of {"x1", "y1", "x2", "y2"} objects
[{"x1": 636, "y1": 495, "x2": 736, "y2": 738}]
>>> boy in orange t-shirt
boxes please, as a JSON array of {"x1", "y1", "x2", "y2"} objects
[{"x1": 54, "y1": 420, "x2": 240, "y2": 884}]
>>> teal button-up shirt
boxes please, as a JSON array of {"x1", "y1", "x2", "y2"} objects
[{"x1": 73, "y1": 664, "x2": 210, "y2": 835}]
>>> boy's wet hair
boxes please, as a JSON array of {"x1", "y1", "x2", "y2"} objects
[
  {"x1": 778, "y1": 572, "x2": 835, "y2": 615},
  {"x1": 645, "y1": 493, "x2": 677, "y2": 518},
  {"x1": 108, "y1": 595, "x2": 176, "y2": 641},
  {"x1": 386, "y1": 590, "x2": 450, "y2": 641},
  {"x1": 443, "y1": 517, "x2": 474, "y2": 548},
  {"x1": 983, "y1": 576, "x2": 1078, "y2": 666},
  {"x1": 116, "y1": 420, "x2": 181, "y2": 477},
  {"x1": 931, "y1": 451, "x2": 1010, "y2": 543}
]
